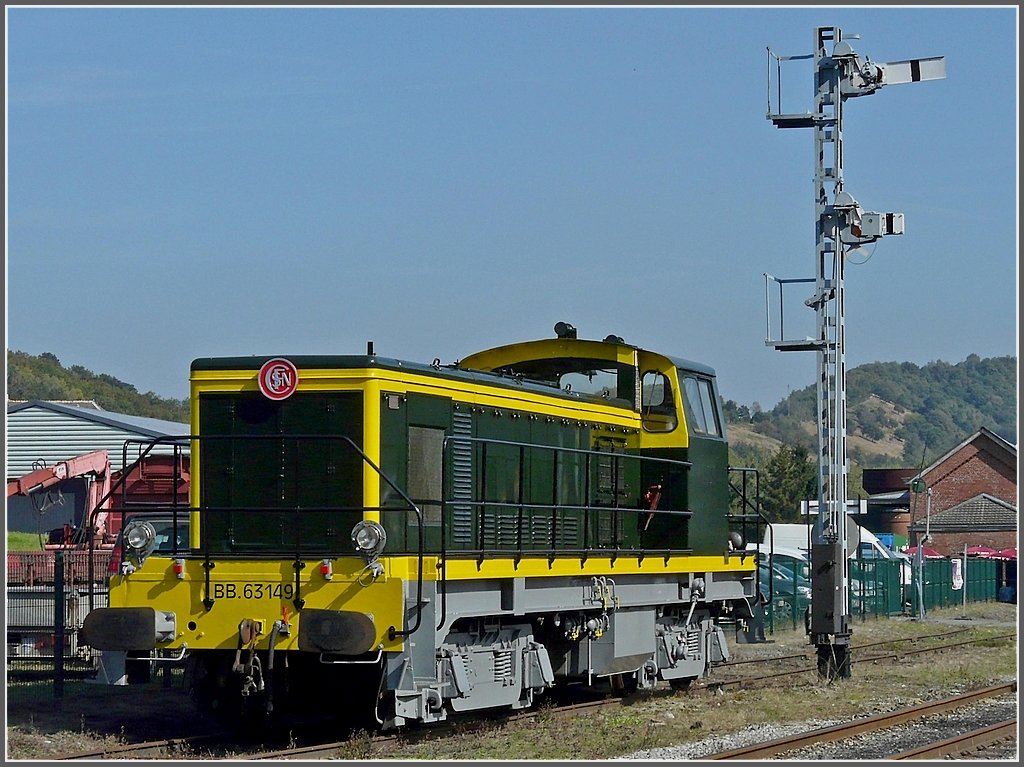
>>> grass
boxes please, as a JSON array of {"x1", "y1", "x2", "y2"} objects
[{"x1": 8, "y1": 531, "x2": 45, "y2": 551}]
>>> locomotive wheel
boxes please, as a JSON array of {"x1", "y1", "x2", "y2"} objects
[
  {"x1": 185, "y1": 652, "x2": 259, "y2": 725},
  {"x1": 610, "y1": 671, "x2": 639, "y2": 697},
  {"x1": 669, "y1": 676, "x2": 696, "y2": 691}
]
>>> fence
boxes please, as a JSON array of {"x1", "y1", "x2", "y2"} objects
[
  {"x1": 7, "y1": 550, "x2": 109, "y2": 688},
  {"x1": 761, "y1": 556, "x2": 811, "y2": 633},
  {"x1": 849, "y1": 557, "x2": 905, "y2": 621},
  {"x1": 906, "y1": 556, "x2": 1001, "y2": 616},
  {"x1": 761, "y1": 555, "x2": 1002, "y2": 636}
]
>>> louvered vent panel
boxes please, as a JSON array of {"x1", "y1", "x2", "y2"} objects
[
  {"x1": 482, "y1": 512, "x2": 519, "y2": 548},
  {"x1": 528, "y1": 514, "x2": 552, "y2": 547},
  {"x1": 556, "y1": 514, "x2": 580, "y2": 547},
  {"x1": 450, "y1": 410, "x2": 474, "y2": 545}
]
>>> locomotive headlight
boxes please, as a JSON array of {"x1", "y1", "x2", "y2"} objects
[
  {"x1": 123, "y1": 519, "x2": 158, "y2": 564},
  {"x1": 351, "y1": 520, "x2": 387, "y2": 560}
]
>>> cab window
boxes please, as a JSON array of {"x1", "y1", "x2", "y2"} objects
[
  {"x1": 641, "y1": 370, "x2": 677, "y2": 433},
  {"x1": 560, "y1": 367, "x2": 620, "y2": 401},
  {"x1": 680, "y1": 375, "x2": 722, "y2": 437}
]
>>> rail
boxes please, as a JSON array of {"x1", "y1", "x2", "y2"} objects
[{"x1": 705, "y1": 682, "x2": 1017, "y2": 759}]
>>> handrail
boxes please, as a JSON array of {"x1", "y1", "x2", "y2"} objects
[
  {"x1": 95, "y1": 434, "x2": 425, "y2": 637},
  {"x1": 727, "y1": 465, "x2": 772, "y2": 605}
]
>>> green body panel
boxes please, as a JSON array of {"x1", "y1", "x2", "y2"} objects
[
  {"x1": 639, "y1": 438, "x2": 729, "y2": 554},
  {"x1": 198, "y1": 392, "x2": 364, "y2": 554},
  {"x1": 192, "y1": 352, "x2": 729, "y2": 558},
  {"x1": 379, "y1": 392, "x2": 452, "y2": 552},
  {"x1": 378, "y1": 393, "x2": 646, "y2": 554}
]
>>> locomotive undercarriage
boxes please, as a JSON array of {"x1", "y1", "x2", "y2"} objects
[{"x1": 179, "y1": 568, "x2": 742, "y2": 728}]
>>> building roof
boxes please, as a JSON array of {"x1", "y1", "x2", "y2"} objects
[
  {"x1": 908, "y1": 493, "x2": 1017, "y2": 533},
  {"x1": 7, "y1": 400, "x2": 188, "y2": 437},
  {"x1": 866, "y1": 489, "x2": 911, "y2": 508},
  {"x1": 7, "y1": 399, "x2": 103, "y2": 410},
  {"x1": 864, "y1": 428, "x2": 1017, "y2": 507},
  {"x1": 919, "y1": 427, "x2": 1016, "y2": 479}
]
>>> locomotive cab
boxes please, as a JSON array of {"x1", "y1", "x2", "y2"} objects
[{"x1": 459, "y1": 333, "x2": 731, "y2": 554}]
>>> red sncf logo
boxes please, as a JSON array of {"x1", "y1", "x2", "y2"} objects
[{"x1": 258, "y1": 358, "x2": 299, "y2": 400}]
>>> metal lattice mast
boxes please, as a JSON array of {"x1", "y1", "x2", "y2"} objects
[
  {"x1": 764, "y1": 26, "x2": 945, "y2": 679},
  {"x1": 811, "y1": 27, "x2": 847, "y2": 551}
]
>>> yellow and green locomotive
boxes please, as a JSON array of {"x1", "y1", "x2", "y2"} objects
[{"x1": 83, "y1": 324, "x2": 760, "y2": 727}]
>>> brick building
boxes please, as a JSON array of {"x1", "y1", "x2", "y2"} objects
[
  {"x1": 907, "y1": 493, "x2": 1016, "y2": 555},
  {"x1": 862, "y1": 428, "x2": 1017, "y2": 556}
]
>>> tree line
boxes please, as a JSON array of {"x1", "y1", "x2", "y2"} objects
[
  {"x1": 723, "y1": 354, "x2": 1015, "y2": 466},
  {"x1": 6, "y1": 350, "x2": 189, "y2": 423},
  {"x1": 723, "y1": 354, "x2": 1015, "y2": 521}
]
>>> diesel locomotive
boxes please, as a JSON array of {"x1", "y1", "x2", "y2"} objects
[{"x1": 82, "y1": 324, "x2": 763, "y2": 727}]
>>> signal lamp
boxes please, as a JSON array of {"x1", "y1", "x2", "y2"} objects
[
  {"x1": 122, "y1": 519, "x2": 158, "y2": 565},
  {"x1": 351, "y1": 521, "x2": 387, "y2": 560}
]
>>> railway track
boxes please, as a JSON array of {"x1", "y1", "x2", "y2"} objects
[
  {"x1": 248, "y1": 695, "x2": 624, "y2": 760},
  {"x1": 52, "y1": 630, "x2": 1015, "y2": 760},
  {"x1": 891, "y1": 718, "x2": 1017, "y2": 759},
  {"x1": 703, "y1": 683, "x2": 1017, "y2": 760},
  {"x1": 705, "y1": 631, "x2": 1016, "y2": 690},
  {"x1": 56, "y1": 734, "x2": 226, "y2": 761},
  {"x1": 722, "y1": 625, "x2": 975, "y2": 667}
]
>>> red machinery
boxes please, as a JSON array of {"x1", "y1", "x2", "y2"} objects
[
  {"x1": 7, "y1": 450, "x2": 190, "y2": 550},
  {"x1": 7, "y1": 450, "x2": 114, "y2": 549},
  {"x1": 7, "y1": 451, "x2": 190, "y2": 585}
]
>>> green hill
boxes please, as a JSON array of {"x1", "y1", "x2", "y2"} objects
[
  {"x1": 724, "y1": 354, "x2": 1016, "y2": 468},
  {"x1": 6, "y1": 350, "x2": 189, "y2": 422}
]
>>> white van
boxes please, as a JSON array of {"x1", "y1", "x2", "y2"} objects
[{"x1": 753, "y1": 522, "x2": 911, "y2": 585}]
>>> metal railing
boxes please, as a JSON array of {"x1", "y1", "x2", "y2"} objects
[{"x1": 85, "y1": 433, "x2": 424, "y2": 640}]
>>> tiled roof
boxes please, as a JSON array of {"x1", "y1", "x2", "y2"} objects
[{"x1": 908, "y1": 493, "x2": 1017, "y2": 532}]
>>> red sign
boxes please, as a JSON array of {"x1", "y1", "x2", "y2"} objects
[{"x1": 258, "y1": 358, "x2": 299, "y2": 400}]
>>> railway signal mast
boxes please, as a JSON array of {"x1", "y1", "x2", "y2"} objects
[{"x1": 763, "y1": 26, "x2": 944, "y2": 678}]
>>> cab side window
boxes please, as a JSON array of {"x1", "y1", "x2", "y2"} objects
[
  {"x1": 681, "y1": 375, "x2": 722, "y2": 437},
  {"x1": 641, "y1": 371, "x2": 677, "y2": 433}
]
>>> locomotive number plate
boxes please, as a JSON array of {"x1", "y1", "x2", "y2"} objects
[{"x1": 209, "y1": 583, "x2": 295, "y2": 600}]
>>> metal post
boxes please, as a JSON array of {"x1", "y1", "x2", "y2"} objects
[
  {"x1": 924, "y1": 488, "x2": 933, "y2": 545},
  {"x1": 915, "y1": 544, "x2": 925, "y2": 619},
  {"x1": 961, "y1": 544, "x2": 969, "y2": 617},
  {"x1": 54, "y1": 550, "x2": 65, "y2": 699}
]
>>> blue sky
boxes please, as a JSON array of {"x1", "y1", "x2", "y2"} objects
[{"x1": 6, "y1": 6, "x2": 1018, "y2": 410}]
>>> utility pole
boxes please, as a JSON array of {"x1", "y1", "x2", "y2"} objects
[{"x1": 763, "y1": 26, "x2": 944, "y2": 679}]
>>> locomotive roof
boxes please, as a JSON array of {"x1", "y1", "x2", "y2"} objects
[
  {"x1": 192, "y1": 339, "x2": 716, "y2": 379},
  {"x1": 456, "y1": 337, "x2": 717, "y2": 378},
  {"x1": 191, "y1": 354, "x2": 628, "y2": 409},
  {"x1": 190, "y1": 337, "x2": 716, "y2": 397}
]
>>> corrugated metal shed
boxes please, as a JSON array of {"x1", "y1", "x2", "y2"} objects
[{"x1": 6, "y1": 400, "x2": 189, "y2": 477}]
